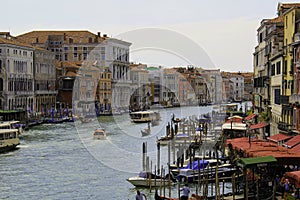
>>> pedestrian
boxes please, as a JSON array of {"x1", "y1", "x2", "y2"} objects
[
  {"x1": 280, "y1": 176, "x2": 286, "y2": 198},
  {"x1": 284, "y1": 178, "x2": 290, "y2": 199},
  {"x1": 136, "y1": 190, "x2": 147, "y2": 200},
  {"x1": 180, "y1": 183, "x2": 190, "y2": 200}
]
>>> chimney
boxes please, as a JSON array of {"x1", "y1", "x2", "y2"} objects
[{"x1": 97, "y1": 32, "x2": 101, "y2": 37}]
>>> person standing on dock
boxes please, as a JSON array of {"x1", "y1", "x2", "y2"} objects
[{"x1": 180, "y1": 184, "x2": 190, "y2": 200}]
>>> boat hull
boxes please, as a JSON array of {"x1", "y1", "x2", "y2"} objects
[
  {"x1": 0, "y1": 138, "x2": 20, "y2": 153},
  {"x1": 127, "y1": 177, "x2": 174, "y2": 187}
]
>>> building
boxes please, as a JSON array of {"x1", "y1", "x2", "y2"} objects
[
  {"x1": 129, "y1": 63, "x2": 151, "y2": 111},
  {"x1": 0, "y1": 34, "x2": 35, "y2": 120},
  {"x1": 96, "y1": 67, "x2": 112, "y2": 115},
  {"x1": 146, "y1": 66, "x2": 162, "y2": 105},
  {"x1": 229, "y1": 75, "x2": 244, "y2": 102},
  {"x1": 34, "y1": 48, "x2": 57, "y2": 116},
  {"x1": 162, "y1": 68, "x2": 179, "y2": 107},
  {"x1": 17, "y1": 30, "x2": 132, "y2": 112}
]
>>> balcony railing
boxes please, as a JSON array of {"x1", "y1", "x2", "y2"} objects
[
  {"x1": 278, "y1": 121, "x2": 293, "y2": 132},
  {"x1": 280, "y1": 95, "x2": 289, "y2": 104}
]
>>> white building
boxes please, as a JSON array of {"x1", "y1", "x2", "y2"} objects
[
  {"x1": 230, "y1": 76, "x2": 244, "y2": 102},
  {"x1": 0, "y1": 36, "x2": 34, "y2": 111}
]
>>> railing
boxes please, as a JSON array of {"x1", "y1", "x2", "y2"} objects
[
  {"x1": 278, "y1": 121, "x2": 293, "y2": 132},
  {"x1": 35, "y1": 90, "x2": 58, "y2": 95},
  {"x1": 280, "y1": 95, "x2": 289, "y2": 104}
]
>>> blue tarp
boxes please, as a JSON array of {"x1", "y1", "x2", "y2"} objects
[{"x1": 184, "y1": 160, "x2": 209, "y2": 170}]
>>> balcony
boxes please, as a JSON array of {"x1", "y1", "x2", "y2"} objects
[
  {"x1": 278, "y1": 121, "x2": 293, "y2": 132},
  {"x1": 280, "y1": 95, "x2": 289, "y2": 104},
  {"x1": 35, "y1": 90, "x2": 58, "y2": 95}
]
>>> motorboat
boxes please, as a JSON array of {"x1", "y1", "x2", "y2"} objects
[
  {"x1": 126, "y1": 171, "x2": 176, "y2": 187},
  {"x1": 93, "y1": 128, "x2": 106, "y2": 140},
  {"x1": 177, "y1": 159, "x2": 236, "y2": 183}
]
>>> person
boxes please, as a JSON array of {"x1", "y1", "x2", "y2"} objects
[
  {"x1": 180, "y1": 184, "x2": 190, "y2": 200},
  {"x1": 136, "y1": 190, "x2": 147, "y2": 200},
  {"x1": 282, "y1": 178, "x2": 291, "y2": 199}
]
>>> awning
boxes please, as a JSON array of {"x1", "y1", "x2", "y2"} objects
[
  {"x1": 284, "y1": 135, "x2": 300, "y2": 148},
  {"x1": 250, "y1": 122, "x2": 268, "y2": 130},
  {"x1": 237, "y1": 156, "x2": 277, "y2": 168},
  {"x1": 244, "y1": 113, "x2": 257, "y2": 121},
  {"x1": 222, "y1": 122, "x2": 247, "y2": 130},
  {"x1": 267, "y1": 133, "x2": 293, "y2": 143},
  {"x1": 285, "y1": 170, "x2": 300, "y2": 188}
]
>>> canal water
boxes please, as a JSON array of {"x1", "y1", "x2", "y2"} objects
[{"x1": 0, "y1": 103, "x2": 250, "y2": 199}]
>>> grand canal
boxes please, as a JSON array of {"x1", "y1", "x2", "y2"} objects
[{"x1": 0, "y1": 104, "x2": 250, "y2": 199}]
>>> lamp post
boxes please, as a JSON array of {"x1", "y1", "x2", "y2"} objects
[{"x1": 230, "y1": 117, "x2": 233, "y2": 138}]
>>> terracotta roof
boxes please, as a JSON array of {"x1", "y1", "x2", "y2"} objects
[
  {"x1": 226, "y1": 137, "x2": 300, "y2": 165},
  {"x1": 292, "y1": 143, "x2": 300, "y2": 152},
  {"x1": 250, "y1": 122, "x2": 268, "y2": 130},
  {"x1": 244, "y1": 113, "x2": 256, "y2": 121},
  {"x1": 65, "y1": 71, "x2": 78, "y2": 77},
  {"x1": 268, "y1": 133, "x2": 293, "y2": 143},
  {"x1": 268, "y1": 16, "x2": 284, "y2": 23},
  {"x1": 284, "y1": 135, "x2": 300, "y2": 148},
  {"x1": 16, "y1": 30, "x2": 105, "y2": 45},
  {"x1": 280, "y1": 3, "x2": 300, "y2": 9},
  {"x1": 0, "y1": 37, "x2": 34, "y2": 49}
]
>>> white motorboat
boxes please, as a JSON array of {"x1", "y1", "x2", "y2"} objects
[
  {"x1": 93, "y1": 128, "x2": 106, "y2": 140},
  {"x1": 126, "y1": 171, "x2": 176, "y2": 187}
]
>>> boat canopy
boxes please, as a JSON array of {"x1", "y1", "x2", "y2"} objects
[{"x1": 184, "y1": 160, "x2": 209, "y2": 170}]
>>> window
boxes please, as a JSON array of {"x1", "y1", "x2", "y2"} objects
[
  {"x1": 271, "y1": 64, "x2": 275, "y2": 76},
  {"x1": 64, "y1": 54, "x2": 68, "y2": 61},
  {"x1": 64, "y1": 47, "x2": 68, "y2": 51},
  {"x1": 74, "y1": 53, "x2": 78, "y2": 58},
  {"x1": 74, "y1": 47, "x2": 77, "y2": 51},
  {"x1": 0, "y1": 49, "x2": 2, "y2": 54},
  {"x1": 276, "y1": 61, "x2": 281, "y2": 75},
  {"x1": 274, "y1": 89, "x2": 280, "y2": 104},
  {"x1": 259, "y1": 33, "x2": 263, "y2": 43}
]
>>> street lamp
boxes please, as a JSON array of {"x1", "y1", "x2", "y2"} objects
[{"x1": 230, "y1": 117, "x2": 233, "y2": 138}]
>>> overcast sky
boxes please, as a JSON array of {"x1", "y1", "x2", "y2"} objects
[{"x1": 3, "y1": 0, "x2": 299, "y2": 72}]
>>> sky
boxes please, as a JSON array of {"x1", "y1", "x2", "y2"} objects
[{"x1": 3, "y1": 0, "x2": 300, "y2": 72}]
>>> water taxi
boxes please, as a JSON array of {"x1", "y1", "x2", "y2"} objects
[
  {"x1": 93, "y1": 128, "x2": 106, "y2": 140},
  {"x1": 0, "y1": 121, "x2": 21, "y2": 152},
  {"x1": 130, "y1": 111, "x2": 160, "y2": 123}
]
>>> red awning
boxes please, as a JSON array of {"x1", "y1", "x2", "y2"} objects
[
  {"x1": 245, "y1": 113, "x2": 257, "y2": 121},
  {"x1": 285, "y1": 171, "x2": 300, "y2": 188},
  {"x1": 250, "y1": 122, "x2": 268, "y2": 130},
  {"x1": 284, "y1": 135, "x2": 300, "y2": 148},
  {"x1": 268, "y1": 133, "x2": 293, "y2": 143}
]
